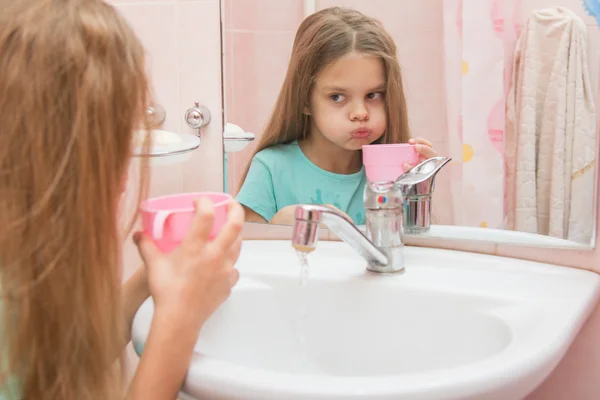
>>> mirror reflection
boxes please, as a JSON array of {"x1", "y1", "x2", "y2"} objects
[{"x1": 222, "y1": 1, "x2": 600, "y2": 247}]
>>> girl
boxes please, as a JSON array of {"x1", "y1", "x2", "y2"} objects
[
  {"x1": 0, "y1": 1, "x2": 243, "y2": 399},
  {"x1": 237, "y1": 7, "x2": 436, "y2": 226}
]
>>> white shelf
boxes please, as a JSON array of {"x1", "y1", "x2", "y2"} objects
[{"x1": 132, "y1": 130, "x2": 200, "y2": 158}]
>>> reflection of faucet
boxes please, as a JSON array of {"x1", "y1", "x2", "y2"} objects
[{"x1": 292, "y1": 157, "x2": 451, "y2": 274}]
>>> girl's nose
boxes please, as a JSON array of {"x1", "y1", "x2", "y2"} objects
[{"x1": 349, "y1": 102, "x2": 369, "y2": 121}]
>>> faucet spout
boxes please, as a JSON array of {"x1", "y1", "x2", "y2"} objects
[{"x1": 292, "y1": 205, "x2": 404, "y2": 273}]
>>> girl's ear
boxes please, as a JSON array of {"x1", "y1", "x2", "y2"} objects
[{"x1": 303, "y1": 102, "x2": 311, "y2": 116}]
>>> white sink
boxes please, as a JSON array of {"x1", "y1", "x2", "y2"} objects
[{"x1": 132, "y1": 240, "x2": 600, "y2": 399}]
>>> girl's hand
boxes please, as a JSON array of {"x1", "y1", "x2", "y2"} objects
[
  {"x1": 134, "y1": 198, "x2": 244, "y2": 324},
  {"x1": 129, "y1": 199, "x2": 244, "y2": 400},
  {"x1": 404, "y1": 137, "x2": 437, "y2": 170}
]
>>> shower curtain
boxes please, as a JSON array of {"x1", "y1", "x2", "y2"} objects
[{"x1": 442, "y1": 0, "x2": 518, "y2": 229}]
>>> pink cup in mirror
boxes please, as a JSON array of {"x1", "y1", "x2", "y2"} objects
[
  {"x1": 140, "y1": 192, "x2": 232, "y2": 253},
  {"x1": 362, "y1": 144, "x2": 419, "y2": 182}
]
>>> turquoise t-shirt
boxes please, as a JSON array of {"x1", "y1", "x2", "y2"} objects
[{"x1": 236, "y1": 141, "x2": 367, "y2": 224}]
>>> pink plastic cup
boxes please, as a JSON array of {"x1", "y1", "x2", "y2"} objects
[
  {"x1": 362, "y1": 144, "x2": 419, "y2": 182},
  {"x1": 140, "y1": 192, "x2": 232, "y2": 253}
]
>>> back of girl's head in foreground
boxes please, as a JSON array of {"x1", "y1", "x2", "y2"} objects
[
  {"x1": 240, "y1": 6, "x2": 410, "y2": 186},
  {"x1": 0, "y1": 0, "x2": 150, "y2": 398}
]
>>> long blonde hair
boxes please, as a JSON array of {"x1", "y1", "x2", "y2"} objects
[
  {"x1": 240, "y1": 7, "x2": 410, "y2": 186},
  {"x1": 0, "y1": 0, "x2": 151, "y2": 398}
]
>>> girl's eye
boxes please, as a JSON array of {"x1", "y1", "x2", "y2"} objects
[
  {"x1": 330, "y1": 94, "x2": 345, "y2": 103},
  {"x1": 367, "y1": 92, "x2": 383, "y2": 100}
]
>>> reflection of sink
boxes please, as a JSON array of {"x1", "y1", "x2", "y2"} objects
[
  {"x1": 356, "y1": 225, "x2": 592, "y2": 249},
  {"x1": 413, "y1": 225, "x2": 593, "y2": 249},
  {"x1": 132, "y1": 241, "x2": 600, "y2": 399}
]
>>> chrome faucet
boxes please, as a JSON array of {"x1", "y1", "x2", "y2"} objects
[{"x1": 292, "y1": 157, "x2": 451, "y2": 274}]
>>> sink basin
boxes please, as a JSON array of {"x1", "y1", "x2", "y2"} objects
[{"x1": 132, "y1": 240, "x2": 600, "y2": 399}]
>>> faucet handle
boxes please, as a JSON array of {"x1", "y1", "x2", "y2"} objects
[
  {"x1": 393, "y1": 156, "x2": 452, "y2": 198},
  {"x1": 363, "y1": 181, "x2": 404, "y2": 210},
  {"x1": 394, "y1": 157, "x2": 452, "y2": 187}
]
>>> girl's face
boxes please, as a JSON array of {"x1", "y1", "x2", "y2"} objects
[{"x1": 306, "y1": 52, "x2": 387, "y2": 150}]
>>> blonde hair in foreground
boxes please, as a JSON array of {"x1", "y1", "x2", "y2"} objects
[
  {"x1": 239, "y1": 7, "x2": 411, "y2": 187},
  {"x1": 0, "y1": 0, "x2": 151, "y2": 398}
]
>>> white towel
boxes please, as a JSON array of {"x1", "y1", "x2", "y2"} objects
[{"x1": 505, "y1": 7, "x2": 597, "y2": 243}]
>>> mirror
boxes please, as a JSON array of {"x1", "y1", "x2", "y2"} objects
[{"x1": 221, "y1": 0, "x2": 600, "y2": 249}]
